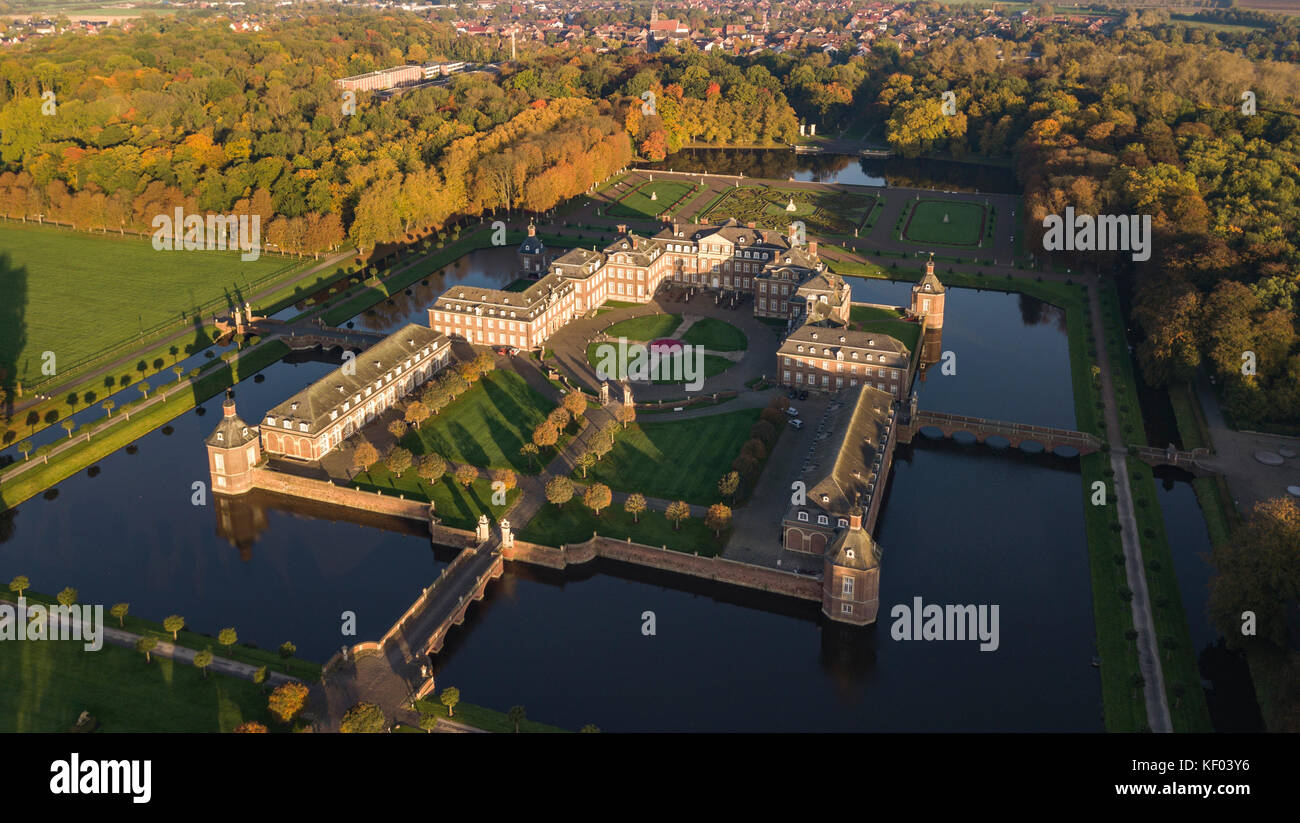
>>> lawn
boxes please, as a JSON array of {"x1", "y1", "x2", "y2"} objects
[
  {"x1": 701, "y1": 186, "x2": 876, "y2": 236},
  {"x1": 585, "y1": 343, "x2": 734, "y2": 384},
  {"x1": 574, "y1": 409, "x2": 761, "y2": 504},
  {"x1": 848, "y1": 305, "x2": 920, "y2": 352},
  {"x1": 519, "y1": 500, "x2": 726, "y2": 555},
  {"x1": 412, "y1": 697, "x2": 570, "y2": 733},
  {"x1": 901, "y1": 200, "x2": 986, "y2": 246},
  {"x1": 0, "y1": 638, "x2": 274, "y2": 733},
  {"x1": 0, "y1": 221, "x2": 305, "y2": 386},
  {"x1": 401, "y1": 370, "x2": 559, "y2": 474},
  {"x1": 352, "y1": 471, "x2": 520, "y2": 530},
  {"x1": 680, "y1": 317, "x2": 747, "y2": 351},
  {"x1": 601, "y1": 313, "x2": 682, "y2": 341},
  {"x1": 606, "y1": 180, "x2": 699, "y2": 220}
]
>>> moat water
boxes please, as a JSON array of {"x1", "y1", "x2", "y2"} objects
[{"x1": 0, "y1": 241, "x2": 1244, "y2": 730}]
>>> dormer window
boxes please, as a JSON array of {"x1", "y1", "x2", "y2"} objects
[
  {"x1": 818, "y1": 515, "x2": 829, "y2": 525},
  {"x1": 838, "y1": 518, "x2": 848, "y2": 528},
  {"x1": 925, "y1": 284, "x2": 932, "y2": 291},
  {"x1": 266, "y1": 417, "x2": 275, "y2": 425},
  {"x1": 821, "y1": 495, "x2": 830, "y2": 504},
  {"x1": 299, "y1": 422, "x2": 308, "y2": 432},
  {"x1": 216, "y1": 432, "x2": 224, "y2": 442},
  {"x1": 839, "y1": 336, "x2": 846, "y2": 343},
  {"x1": 846, "y1": 548, "x2": 855, "y2": 559},
  {"x1": 797, "y1": 511, "x2": 808, "y2": 522},
  {"x1": 290, "y1": 402, "x2": 298, "y2": 411}
]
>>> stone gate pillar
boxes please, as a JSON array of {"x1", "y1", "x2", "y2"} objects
[
  {"x1": 475, "y1": 514, "x2": 490, "y2": 544},
  {"x1": 500, "y1": 519, "x2": 513, "y2": 549},
  {"x1": 600, "y1": 382, "x2": 610, "y2": 405}
]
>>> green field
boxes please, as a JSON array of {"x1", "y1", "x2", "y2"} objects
[
  {"x1": 586, "y1": 343, "x2": 733, "y2": 384},
  {"x1": 352, "y1": 472, "x2": 520, "y2": 530},
  {"x1": 601, "y1": 313, "x2": 682, "y2": 341},
  {"x1": 400, "y1": 370, "x2": 559, "y2": 474},
  {"x1": 606, "y1": 180, "x2": 699, "y2": 219},
  {"x1": 901, "y1": 200, "x2": 986, "y2": 246},
  {"x1": 680, "y1": 317, "x2": 748, "y2": 351},
  {"x1": 701, "y1": 186, "x2": 877, "y2": 236},
  {"x1": 519, "y1": 498, "x2": 725, "y2": 555},
  {"x1": 0, "y1": 638, "x2": 274, "y2": 733},
  {"x1": 0, "y1": 222, "x2": 305, "y2": 386},
  {"x1": 575, "y1": 409, "x2": 761, "y2": 504},
  {"x1": 848, "y1": 305, "x2": 920, "y2": 352}
]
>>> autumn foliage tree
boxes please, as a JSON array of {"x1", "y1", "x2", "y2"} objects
[{"x1": 268, "y1": 682, "x2": 310, "y2": 724}]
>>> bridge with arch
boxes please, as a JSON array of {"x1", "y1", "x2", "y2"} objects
[
  {"x1": 899, "y1": 410, "x2": 1103, "y2": 456},
  {"x1": 215, "y1": 312, "x2": 387, "y2": 352}
]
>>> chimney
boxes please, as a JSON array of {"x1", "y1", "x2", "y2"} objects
[
  {"x1": 809, "y1": 240, "x2": 818, "y2": 256},
  {"x1": 746, "y1": 221, "x2": 756, "y2": 229},
  {"x1": 788, "y1": 223, "x2": 797, "y2": 245},
  {"x1": 671, "y1": 221, "x2": 680, "y2": 236},
  {"x1": 617, "y1": 223, "x2": 628, "y2": 235}
]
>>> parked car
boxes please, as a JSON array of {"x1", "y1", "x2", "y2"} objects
[
  {"x1": 508, "y1": 347, "x2": 520, "y2": 356},
  {"x1": 493, "y1": 346, "x2": 509, "y2": 356},
  {"x1": 785, "y1": 406, "x2": 799, "y2": 417},
  {"x1": 798, "y1": 390, "x2": 809, "y2": 401},
  {"x1": 789, "y1": 418, "x2": 804, "y2": 430}
]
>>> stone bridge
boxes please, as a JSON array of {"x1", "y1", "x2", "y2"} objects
[
  {"x1": 899, "y1": 410, "x2": 1102, "y2": 455},
  {"x1": 215, "y1": 311, "x2": 386, "y2": 352},
  {"x1": 1132, "y1": 445, "x2": 1216, "y2": 476}
]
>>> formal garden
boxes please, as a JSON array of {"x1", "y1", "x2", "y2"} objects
[
  {"x1": 584, "y1": 313, "x2": 744, "y2": 385},
  {"x1": 605, "y1": 179, "x2": 700, "y2": 220},
  {"x1": 699, "y1": 185, "x2": 878, "y2": 236},
  {"x1": 900, "y1": 199, "x2": 987, "y2": 246}
]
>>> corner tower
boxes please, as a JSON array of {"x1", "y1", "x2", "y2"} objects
[
  {"x1": 911, "y1": 255, "x2": 946, "y2": 329},
  {"x1": 205, "y1": 389, "x2": 261, "y2": 495},
  {"x1": 822, "y1": 502, "x2": 881, "y2": 626}
]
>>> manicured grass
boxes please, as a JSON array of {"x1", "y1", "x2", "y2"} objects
[
  {"x1": 680, "y1": 317, "x2": 747, "y2": 351},
  {"x1": 401, "y1": 370, "x2": 558, "y2": 475},
  {"x1": 519, "y1": 500, "x2": 725, "y2": 555},
  {"x1": 0, "y1": 221, "x2": 305, "y2": 385},
  {"x1": 351, "y1": 471, "x2": 520, "y2": 530},
  {"x1": 574, "y1": 409, "x2": 761, "y2": 504},
  {"x1": 606, "y1": 180, "x2": 698, "y2": 219},
  {"x1": 701, "y1": 185, "x2": 876, "y2": 236},
  {"x1": 601, "y1": 313, "x2": 682, "y2": 341},
  {"x1": 1080, "y1": 453, "x2": 1146, "y2": 732},
  {"x1": 901, "y1": 200, "x2": 986, "y2": 246},
  {"x1": 0, "y1": 637, "x2": 275, "y2": 733},
  {"x1": 848, "y1": 305, "x2": 920, "y2": 352},
  {"x1": 585, "y1": 343, "x2": 734, "y2": 384},
  {"x1": 412, "y1": 697, "x2": 570, "y2": 733}
]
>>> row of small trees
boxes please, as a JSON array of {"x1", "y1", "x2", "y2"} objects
[{"x1": 541, "y1": 478, "x2": 733, "y2": 537}]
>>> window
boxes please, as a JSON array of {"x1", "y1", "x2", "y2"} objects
[
  {"x1": 246, "y1": 446, "x2": 256, "y2": 465},
  {"x1": 838, "y1": 518, "x2": 848, "y2": 528},
  {"x1": 214, "y1": 454, "x2": 225, "y2": 472},
  {"x1": 842, "y1": 577, "x2": 854, "y2": 596},
  {"x1": 797, "y1": 511, "x2": 808, "y2": 522},
  {"x1": 818, "y1": 514, "x2": 829, "y2": 525},
  {"x1": 841, "y1": 603, "x2": 853, "y2": 615}
]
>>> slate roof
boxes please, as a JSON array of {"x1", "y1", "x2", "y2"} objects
[
  {"x1": 263, "y1": 324, "x2": 448, "y2": 435},
  {"x1": 779, "y1": 325, "x2": 910, "y2": 363},
  {"x1": 802, "y1": 384, "x2": 897, "y2": 517},
  {"x1": 205, "y1": 390, "x2": 258, "y2": 449}
]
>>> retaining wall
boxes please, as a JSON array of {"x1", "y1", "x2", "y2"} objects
[{"x1": 250, "y1": 467, "x2": 429, "y2": 521}]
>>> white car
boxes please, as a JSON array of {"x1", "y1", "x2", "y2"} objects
[
  {"x1": 789, "y1": 419, "x2": 804, "y2": 430},
  {"x1": 785, "y1": 406, "x2": 799, "y2": 416}
]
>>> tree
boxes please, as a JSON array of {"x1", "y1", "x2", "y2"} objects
[
  {"x1": 253, "y1": 666, "x2": 269, "y2": 693},
  {"x1": 532, "y1": 420, "x2": 558, "y2": 450},
  {"x1": 580, "y1": 724, "x2": 601, "y2": 733},
  {"x1": 615, "y1": 404, "x2": 636, "y2": 429},
  {"x1": 110, "y1": 602, "x2": 129, "y2": 627},
  {"x1": 665, "y1": 500, "x2": 691, "y2": 530},
  {"x1": 234, "y1": 722, "x2": 268, "y2": 733},
  {"x1": 546, "y1": 476, "x2": 574, "y2": 507},
  {"x1": 439, "y1": 686, "x2": 460, "y2": 718},
  {"x1": 354, "y1": 440, "x2": 379, "y2": 473},
  {"x1": 138, "y1": 382, "x2": 150, "y2": 400},
  {"x1": 718, "y1": 471, "x2": 740, "y2": 501},
  {"x1": 193, "y1": 649, "x2": 213, "y2": 679},
  {"x1": 584, "y1": 483, "x2": 612, "y2": 516},
  {"x1": 491, "y1": 468, "x2": 517, "y2": 491},
  {"x1": 101, "y1": 400, "x2": 114, "y2": 417},
  {"x1": 340, "y1": 702, "x2": 387, "y2": 733},
  {"x1": 562, "y1": 391, "x2": 587, "y2": 418},
  {"x1": 547, "y1": 406, "x2": 570, "y2": 432},
  {"x1": 279, "y1": 641, "x2": 296, "y2": 659},
  {"x1": 268, "y1": 682, "x2": 310, "y2": 724},
  {"x1": 706, "y1": 503, "x2": 732, "y2": 537},
  {"x1": 16, "y1": 439, "x2": 31, "y2": 460},
  {"x1": 386, "y1": 445, "x2": 413, "y2": 478},
  {"x1": 56, "y1": 587, "x2": 77, "y2": 607},
  {"x1": 576, "y1": 451, "x2": 597, "y2": 478},
  {"x1": 416, "y1": 452, "x2": 447, "y2": 483},
  {"x1": 625, "y1": 493, "x2": 647, "y2": 523},
  {"x1": 590, "y1": 425, "x2": 616, "y2": 459},
  {"x1": 388, "y1": 419, "x2": 408, "y2": 440},
  {"x1": 520, "y1": 442, "x2": 540, "y2": 469},
  {"x1": 163, "y1": 615, "x2": 185, "y2": 640},
  {"x1": 8, "y1": 575, "x2": 28, "y2": 597},
  {"x1": 218, "y1": 628, "x2": 238, "y2": 657},
  {"x1": 136, "y1": 635, "x2": 157, "y2": 664},
  {"x1": 405, "y1": 400, "x2": 430, "y2": 430},
  {"x1": 454, "y1": 463, "x2": 478, "y2": 488},
  {"x1": 507, "y1": 705, "x2": 526, "y2": 733},
  {"x1": 61, "y1": 419, "x2": 76, "y2": 439}
]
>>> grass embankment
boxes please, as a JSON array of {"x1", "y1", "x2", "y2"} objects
[
  {"x1": 0, "y1": 340, "x2": 289, "y2": 510},
  {"x1": 352, "y1": 472, "x2": 521, "y2": 530},
  {"x1": 575, "y1": 409, "x2": 761, "y2": 504},
  {"x1": 0, "y1": 637, "x2": 274, "y2": 733},
  {"x1": 1, "y1": 590, "x2": 321, "y2": 681},
  {"x1": 519, "y1": 500, "x2": 725, "y2": 555},
  {"x1": 411, "y1": 697, "x2": 569, "y2": 733}
]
